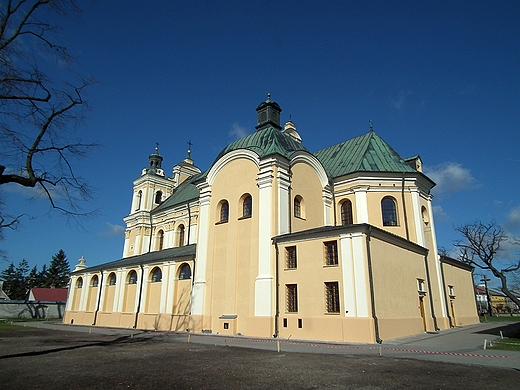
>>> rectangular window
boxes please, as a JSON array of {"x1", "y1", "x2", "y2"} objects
[
  {"x1": 298, "y1": 318, "x2": 303, "y2": 328},
  {"x1": 324, "y1": 241, "x2": 338, "y2": 266},
  {"x1": 286, "y1": 284, "x2": 298, "y2": 313},
  {"x1": 283, "y1": 318, "x2": 288, "y2": 328},
  {"x1": 417, "y1": 279, "x2": 425, "y2": 292},
  {"x1": 448, "y1": 285, "x2": 455, "y2": 297},
  {"x1": 285, "y1": 246, "x2": 297, "y2": 269},
  {"x1": 325, "y1": 282, "x2": 340, "y2": 313}
]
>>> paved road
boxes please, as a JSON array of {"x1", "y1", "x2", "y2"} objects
[{"x1": 17, "y1": 319, "x2": 520, "y2": 370}]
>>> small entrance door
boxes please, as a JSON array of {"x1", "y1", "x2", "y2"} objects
[{"x1": 419, "y1": 296, "x2": 427, "y2": 332}]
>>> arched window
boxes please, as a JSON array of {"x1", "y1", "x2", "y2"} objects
[
  {"x1": 155, "y1": 190, "x2": 163, "y2": 204},
  {"x1": 421, "y1": 206, "x2": 429, "y2": 226},
  {"x1": 219, "y1": 200, "x2": 229, "y2": 223},
  {"x1": 151, "y1": 267, "x2": 162, "y2": 283},
  {"x1": 76, "y1": 277, "x2": 83, "y2": 288},
  {"x1": 157, "y1": 230, "x2": 164, "y2": 251},
  {"x1": 136, "y1": 190, "x2": 142, "y2": 211},
  {"x1": 340, "y1": 199, "x2": 353, "y2": 225},
  {"x1": 381, "y1": 197, "x2": 398, "y2": 226},
  {"x1": 178, "y1": 224, "x2": 185, "y2": 247},
  {"x1": 178, "y1": 263, "x2": 191, "y2": 280},
  {"x1": 91, "y1": 275, "x2": 99, "y2": 287},
  {"x1": 294, "y1": 196, "x2": 304, "y2": 218},
  {"x1": 242, "y1": 194, "x2": 252, "y2": 218},
  {"x1": 108, "y1": 272, "x2": 117, "y2": 286},
  {"x1": 127, "y1": 270, "x2": 137, "y2": 284}
]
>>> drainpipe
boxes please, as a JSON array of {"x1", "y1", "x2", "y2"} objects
[
  {"x1": 133, "y1": 264, "x2": 145, "y2": 329},
  {"x1": 187, "y1": 201, "x2": 192, "y2": 245},
  {"x1": 92, "y1": 272, "x2": 104, "y2": 326},
  {"x1": 273, "y1": 240, "x2": 280, "y2": 338},
  {"x1": 401, "y1": 173, "x2": 409, "y2": 240},
  {"x1": 424, "y1": 253, "x2": 439, "y2": 331},
  {"x1": 438, "y1": 257, "x2": 453, "y2": 327},
  {"x1": 365, "y1": 226, "x2": 382, "y2": 343}
]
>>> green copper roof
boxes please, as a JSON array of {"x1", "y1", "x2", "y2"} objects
[
  {"x1": 71, "y1": 244, "x2": 196, "y2": 274},
  {"x1": 213, "y1": 127, "x2": 309, "y2": 162},
  {"x1": 152, "y1": 174, "x2": 202, "y2": 213},
  {"x1": 313, "y1": 131, "x2": 416, "y2": 178}
]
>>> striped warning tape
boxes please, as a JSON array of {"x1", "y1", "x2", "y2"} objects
[{"x1": 210, "y1": 336, "x2": 516, "y2": 359}]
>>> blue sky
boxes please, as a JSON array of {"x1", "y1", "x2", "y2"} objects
[{"x1": 1, "y1": 1, "x2": 519, "y2": 285}]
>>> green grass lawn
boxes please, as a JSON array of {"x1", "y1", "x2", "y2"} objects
[
  {"x1": 489, "y1": 337, "x2": 520, "y2": 351},
  {"x1": 480, "y1": 315, "x2": 520, "y2": 323}
]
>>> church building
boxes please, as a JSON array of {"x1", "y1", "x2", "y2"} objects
[{"x1": 64, "y1": 95, "x2": 479, "y2": 343}]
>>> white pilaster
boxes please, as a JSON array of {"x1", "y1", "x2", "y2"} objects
[
  {"x1": 255, "y1": 159, "x2": 275, "y2": 316},
  {"x1": 276, "y1": 162, "x2": 291, "y2": 235},
  {"x1": 353, "y1": 186, "x2": 370, "y2": 223},
  {"x1": 323, "y1": 187, "x2": 333, "y2": 226},
  {"x1": 191, "y1": 182, "x2": 211, "y2": 315},
  {"x1": 116, "y1": 269, "x2": 125, "y2": 312},
  {"x1": 410, "y1": 187, "x2": 425, "y2": 246},
  {"x1": 159, "y1": 262, "x2": 170, "y2": 313},
  {"x1": 340, "y1": 232, "x2": 369, "y2": 317}
]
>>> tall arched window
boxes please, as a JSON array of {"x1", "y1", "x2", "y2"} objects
[
  {"x1": 91, "y1": 275, "x2": 99, "y2": 287},
  {"x1": 242, "y1": 194, "x2": 252, "y2": 218},
  {"x1": 127, "y1": 270, "x2": 137, "y2": 284},
  {"x1": 108, "y1": 272, "x2": 117, "y2": 286},
  {"x1": 155, "y1": 190, "x2": 163, "y2": 204},
  {"x1": 341, "y1": 199, "x2": 353, "y2": 225},
  {"x1": 151, "y1": 267, "x2": 162, "y2": 283},
  {"x1": 178, "y1": 263, "x2": 191, "y2": 280},
  {"x1": 219, "y1": 200, "x2": 229, "y2": 223},
  {"x1": 76, "y1": 277, "x2": 83, "y2": 288},
  {"x1": 157, "y1": 230, "x2": 164, "y2": 251},
  {"x1": 381, "y1": 197, "x2": 398, "y2": 226},
  {"x1": 294, "y1": 196, "x2": 304, "y2": 218},
  {"x1": 178, "y1": 224, "x2": 185, "y2": 247},
  {"x1": 136, "y1": 190, "x2": 142, "y2": 211}
]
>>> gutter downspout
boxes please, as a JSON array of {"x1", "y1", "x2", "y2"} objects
[
  {"x1": 187, "y1": 201, "x2": 192, "y2": 245},
  {"x1": 92, "y1": 272, "x2": 104, "y2": 326},
  {"x1": 424, "y1": 253, "x2": 439, "y2": 331},
  {"x1": 401, "y1": 173, "x2": 410, "y2": 240},
  {"x1": 273, "y1": 239, "x2": 280, "y2": 338},
  {"x1": 133, "y1": 264, "x2": 145, "y2": 329},
  {"x1": 365, "y1": 226, "x2": 382, "y2": 343},
  {"x1": 439, "y1": 257, "x2": 453, "y2": 327}
]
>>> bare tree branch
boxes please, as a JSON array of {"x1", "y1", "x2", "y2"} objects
[
  {"x1": 0, "y1": 1, "x2": 97, "y2": 230},
  {"x1": 455, "y1": 220, "x2": 520, "y2": 309}
]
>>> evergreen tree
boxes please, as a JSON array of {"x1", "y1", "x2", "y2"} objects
[
  {"x1": 27, "y1": 266, "x2": 39, "y2": 289},
  {"x1": 0, "y1": 262, "x2": 15, "y2": 299},
  {"x1": 37, "y1": 264, "x2": 48, "y2": 287},
  {"x1": 46, "y1": 250, "x2": 70, "y2": 288},
  {"x1": 0, "y1": 260, "x2": 30, "y2": 300},
  {"x1": 13, "y1": 260, "x2": 30, "y2": 300}
]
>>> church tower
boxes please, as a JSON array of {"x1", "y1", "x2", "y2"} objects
[
  {"x1": 130, "y1": 145, "x2": 173, "y2": 213},
  {"x1": 172, "y1": 142, "x2": 202, "y2": 188},
  {"x1": 123, "y1": 145, "x2": 175, "y2": 257}
]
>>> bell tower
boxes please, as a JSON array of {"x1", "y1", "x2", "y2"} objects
[
  {"x1": 123, "y1": 145, "x2": 174, "y2": 257},
  {"x1": 255, "y1": 93, "x2": 282, "y2": 131}
]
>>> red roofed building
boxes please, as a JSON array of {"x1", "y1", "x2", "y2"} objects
[{"x1": 26, "y1": 288, "x2": 68, "y2": 303}]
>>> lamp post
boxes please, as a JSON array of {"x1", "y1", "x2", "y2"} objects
[{"x1": 480, "y1": 276, "x2": 493, "y2": 317}]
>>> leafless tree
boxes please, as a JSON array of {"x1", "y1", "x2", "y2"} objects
[
  {"x1": 455, "y1": 220, "x2": 520, "y2": 309},
  {"x1": 0, "y1": 0, "x2": 96, "y2": 229}
]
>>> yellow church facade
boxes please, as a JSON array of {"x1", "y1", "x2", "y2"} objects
[{"x1": 64, "y1": 96, "x2": 478, "y2": 343}]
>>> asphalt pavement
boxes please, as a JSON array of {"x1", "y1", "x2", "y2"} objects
[{"x1": 16, "y1": 319, "x2": 520, "y2": 370}]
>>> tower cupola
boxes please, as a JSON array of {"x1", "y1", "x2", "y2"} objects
[
  {"x1": 256, "y1": 93, "x2": 282, "y2": 131},
  {"x1": 144, "y1": 144, "x2": 165, "y2": 177}
]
